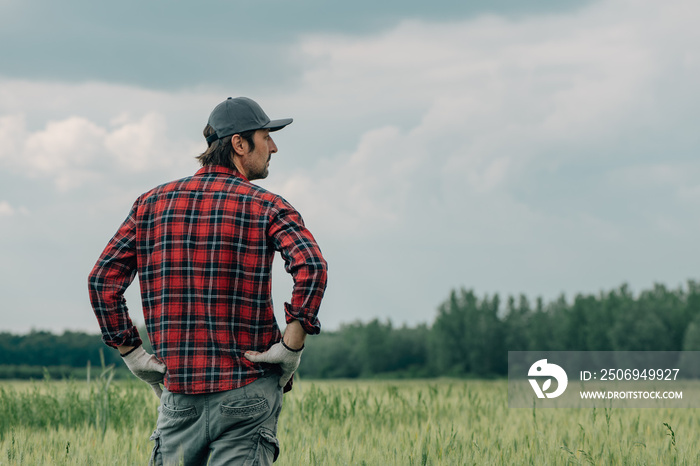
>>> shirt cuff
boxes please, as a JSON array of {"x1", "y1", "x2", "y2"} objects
[
  {"x1": 103, "y1": 325, "x2": 143, "y2": 349},
  {"x1": 284, "y1": 303, "x2": 321, "y2": 335}
]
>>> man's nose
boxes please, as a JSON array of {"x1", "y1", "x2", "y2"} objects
[{"x1": 269, "y1": 137, "x2": 278, "y2": 153}]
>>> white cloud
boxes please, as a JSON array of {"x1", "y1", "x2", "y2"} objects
[
  {"x1": 276, "y1": 126, "x2": 412, "y2": 237},
  {"x1": 0, "y1": 200, "x2": 14, "y2": 216},
  {"x1": 272, "y1": 0, "x2": 699, "y2": 240},
  {"x1": 262, "y1": 0, "x2": 700, "y2": 328},
  {"x1": 104, "y1": 112, "x2": 169, "y2": 172},
  {"x1": 24, "y1": 116, "x2": 106, "y2": 173},
  {"x1": 0, "y1": 115, "x2": 25, "y2": 162},
  {"x1": 0, "y1": 201, "x2": 28, "y2": 217},
  {"x1": 0, "y1": 111, "x2": 198, "y2": 190},
  {"x1": 1, "y1": 0, "x2": 699, "y2": 332}
]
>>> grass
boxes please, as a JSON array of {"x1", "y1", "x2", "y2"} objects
[{"x1": 1, "y1": 376, "x2": 699, "y2": 465}]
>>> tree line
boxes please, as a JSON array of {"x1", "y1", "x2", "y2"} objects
[
  {"x1": 1, "y1": 280, "x2": 699, "y2": 379},
  {"x1": 302, "y1": 280, "x2": 700, "y2": 378}
]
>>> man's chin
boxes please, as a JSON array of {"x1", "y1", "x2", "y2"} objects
[{"x1": 250, "y1": 170, "x2": 269, "y2": 181}]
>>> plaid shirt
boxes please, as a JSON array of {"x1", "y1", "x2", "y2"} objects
[{"x1": 88, "y1": 165, "x2": 327, "y2": 394}]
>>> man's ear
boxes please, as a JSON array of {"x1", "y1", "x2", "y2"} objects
[{"x1": 230, "y1": 134, "x2": 247, "y2": 156}]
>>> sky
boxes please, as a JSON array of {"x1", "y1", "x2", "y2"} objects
[{"x1": 1, "y1": 0, "x2": 699, "y2": 335}]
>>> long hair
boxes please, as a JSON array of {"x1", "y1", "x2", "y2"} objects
[{"x1": 196, "y1": 125, "x2": 256, "y2": 169}]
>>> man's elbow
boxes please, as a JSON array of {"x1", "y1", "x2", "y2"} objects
[
  {"x1": 87, "y1": 264, "x2": 103, "y2": 293},
  {"x1": 312, "y1": 257, "x2": 328, "y2": 288}
]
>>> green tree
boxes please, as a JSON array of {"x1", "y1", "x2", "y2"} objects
[{"x1": 430, "y1": 288, "x2": 503, "y2": 376}]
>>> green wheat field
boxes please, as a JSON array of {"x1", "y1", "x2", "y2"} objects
[{"x1": 0, "y1": 372, "x2": 697, "y2": 465}]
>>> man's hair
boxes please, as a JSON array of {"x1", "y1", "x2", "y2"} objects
[{"x1": 197, "y1": 125, "x2": 256, "y2": 169}]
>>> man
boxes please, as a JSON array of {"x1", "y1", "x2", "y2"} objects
[{"x1": 88, "y1": 97, "x2": 328, "y2": 465}]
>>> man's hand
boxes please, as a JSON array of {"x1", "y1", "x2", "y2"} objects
[
  {"x1": 120, "y1": 345, "x2": 166, "y2": 398},
  {"x1": 244, "y1": 342, "x2": 304, "y2": 387}
]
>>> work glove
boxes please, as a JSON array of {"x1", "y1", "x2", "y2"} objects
[
  {"x1": 244, "y1": 342, "x2": 304, "y2": 388},
  {"x1": 121, "y1": 345, "x2": 167, "y2": 398}
]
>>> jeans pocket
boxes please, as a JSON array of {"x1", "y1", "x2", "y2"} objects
[
  {"x1": 149, "y1": 430, "x2": 162, "y2": 466},
  {"x1": 161, "y1": 403, "x2": 197, "y2": 419},
  {"x1": 257, "y1": 427, "x2": 280, "y2": 464},
  {"x1": 220, "y1": 398, "x2": 269, "y2": 418},
  {"x1": 159, "y1": 403, "x2": 198, "y2": 431}
]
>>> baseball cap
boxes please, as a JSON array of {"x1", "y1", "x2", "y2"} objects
[{"x1": 206, "y1": 97, "x2": 293, "y2": 144}]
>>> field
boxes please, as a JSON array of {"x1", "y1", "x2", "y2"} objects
[{"x1": 0, "y1": 374, "x2": 698, "y2": 465}]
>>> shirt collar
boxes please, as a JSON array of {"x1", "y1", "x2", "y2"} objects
[{"x1": 195, "y1": 165, "x2": 249, "y2": 182}]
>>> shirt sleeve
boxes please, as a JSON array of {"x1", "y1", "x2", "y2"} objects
[
  {"x1": 268, "y1": 200, "x2": 328, "y2": 335},
  {"x1": 87, "y1": 200, "x2": 143, "y2": 348}
]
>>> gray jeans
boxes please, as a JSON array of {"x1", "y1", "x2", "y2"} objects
[{"x1": 149, "y1": 375, "x2": 283, "y2": 466}]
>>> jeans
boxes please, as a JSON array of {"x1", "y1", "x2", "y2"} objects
[{"x1": 149, "y1": 375, "x2": 283, "y2": 466}]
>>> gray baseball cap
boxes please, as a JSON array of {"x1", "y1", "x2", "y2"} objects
[{"x1": 206, "y1": 97, "x2": 293, "y2": 144}]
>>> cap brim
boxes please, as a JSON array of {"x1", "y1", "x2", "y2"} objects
[{"x1": 263, "y1": 118, "x2": 293, "y2": 132}]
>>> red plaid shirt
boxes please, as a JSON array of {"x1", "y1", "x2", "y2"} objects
[{"x1": 88, "y1": 165, "x2": 327, "y2": 394}]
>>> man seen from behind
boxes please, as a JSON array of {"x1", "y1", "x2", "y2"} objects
[{"x1": 88, "y1": 97, "x2": 328, "y2": 465}]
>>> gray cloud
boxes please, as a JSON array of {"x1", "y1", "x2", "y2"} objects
[
  {"x1": 1, "y1": 0, "x2": 698, "y2": 333},
  {"x1": 0, "y1": 0, "x2": 594, "y2": 90}
]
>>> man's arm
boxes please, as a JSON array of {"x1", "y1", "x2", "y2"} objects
[
  {"x1": 245, "y1": 200, "x2": 328, "y2": 388},
  {"x1": 282, "y1": 320, "x2": 306, "y2": 350},
  {"x1": 267, "y1": 201, "x2": 328, "y2": 335},
  {"x1": 88, "y1": 201, "x2": 143, "y2": 349},
  {"x1": 245, "y1": 320, "x2": 307, "y2": 388},
  {"x1": 118, "y1": 345, "x2": 136, "y2": 355},
  {"x1": 118, "y1": 344, "x2": 167, "y2": 398},
  {"x1": 88, "y1": 201, "x2": 165, "y2": 398}
]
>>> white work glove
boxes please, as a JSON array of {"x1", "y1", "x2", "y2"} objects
[
  {"x1": 244, "y1": 342, "x2": 304, "y2": 387},
  {"x1": 121, "y1": 345, "x2": 167, "y2": 398}
]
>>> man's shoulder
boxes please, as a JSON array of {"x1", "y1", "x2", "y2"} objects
[
  {"x1": 134, "y1": 170, "x2": 292, "y2": 212},
  {"x1": 137, "y1": 175, "x2": 196, "y2": 203},
  {"x1": 241, "y1": 182, "x2": 286, "y2": 205},
  {"x1": 236, "y1": 182, "x2": 299, "y2": 218}
]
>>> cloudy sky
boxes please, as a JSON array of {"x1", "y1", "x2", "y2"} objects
[{"x1": 1, "y1": 0, "x2": 698, "y2": 335}]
